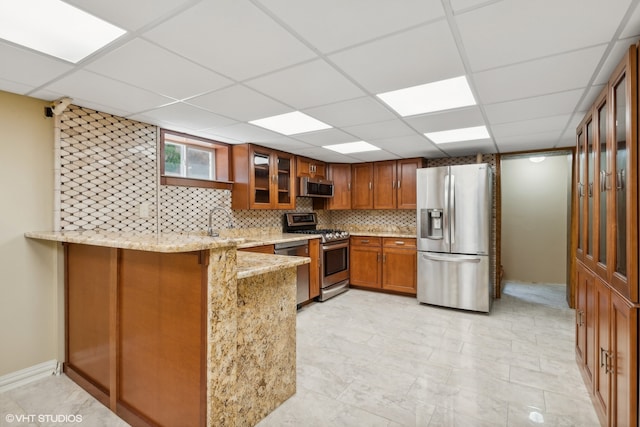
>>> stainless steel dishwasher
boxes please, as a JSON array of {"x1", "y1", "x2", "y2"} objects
[{"x1": 274, "y1": 240, "x2": 310, "y2": 306}]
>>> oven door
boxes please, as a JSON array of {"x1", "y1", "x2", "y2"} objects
[{"x1": 322, "y1": 240, "x2": 349, "y2": 287}]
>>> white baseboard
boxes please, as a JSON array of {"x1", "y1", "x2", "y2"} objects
[{"x1": 0, "y1": 360, "x2": 59, "y2": 393}]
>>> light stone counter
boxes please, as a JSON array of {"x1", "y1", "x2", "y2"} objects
[
  {"x1": 233, "y1": 232, "x2": 321, "y2": 249},
  {"x1": 25, "y1": 230, "x2": 239, "y2": 252},
  {"x1": 237, "y1": 252, "x2": 309, "y2": 279}
]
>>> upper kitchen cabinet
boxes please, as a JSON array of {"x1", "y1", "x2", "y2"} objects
[
  {"x1": 373, "y1": 158, "x2": 426, "y2": 210},
  {"x1": 231, "y1": 144, "x2": 295, "y2": 210},
  {"x1": 296, "y1": 156, "x2": 326, "y2": 179},
  {"x1": 326, "y1": 163, "x2": 351, "y2": 210},
  {"x1": 351, "y1": 163, "x2": 374, "y2": 209}
]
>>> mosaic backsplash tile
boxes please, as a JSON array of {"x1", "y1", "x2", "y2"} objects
[{"x1": 59, "y1": 106, "x2": 156, "y2": 232}]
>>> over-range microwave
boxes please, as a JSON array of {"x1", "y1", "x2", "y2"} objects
[{"x1": 299, "y1": 177, "x2": 334, "y2": 198}]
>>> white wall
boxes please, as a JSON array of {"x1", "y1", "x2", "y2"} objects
[
  {"x1": 501, "y1": 155, "x2": 570, "y2": 284},
  {"x1": 0, "y1": 91, "x2": 58, "y2": 375}
]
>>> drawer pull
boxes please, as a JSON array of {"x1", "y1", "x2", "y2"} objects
[
  {"x1": 394, "y1": 241, "x2": 405, "y2": 245},
  {"x1": 361, "y1": 239, "x2": 370, "y2": 243}
]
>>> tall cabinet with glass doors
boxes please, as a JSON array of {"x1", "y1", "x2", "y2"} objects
[{"x1": 574, "y1": 43, "x2": 638, "y2": 427}]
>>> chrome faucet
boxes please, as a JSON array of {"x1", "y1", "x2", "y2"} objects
[{"x1": 207, "y1": 207, "x2": 234, "y2": 237}]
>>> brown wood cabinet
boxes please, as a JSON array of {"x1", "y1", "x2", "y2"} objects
[
  {"x1": 351, "y1": 163, "x2": 374, "y2": 209},
  {"x1": 326, "y1": 163, "x2": 351, "y2": 210},
  {"x1": 373, "y1": 158, "x2": 425, "y2": 210},
  {"x1": 309, "y1": 238, "x2": 321, "y2": 299},
  {"x1": 381, "y1": 238, "x2": 417, "y2": 294},
  {"x1": 349, "y1": 237, "x2": 382, "y2": 288},
  {"x1": 232, "y1": 144, "x2": 295, "y2": 210},
  {"x1": 575, "y1": 42, "x2": 639, "y2": 427},
  {"x1": 65, "y1": 244, "x2": 206, "y2": 427},
  {"x1": 296, "y1": 156, "x2": 326, "y2": 179},
  {"x1": 350, "y1": 236, "x2": 417, "y2": 295}
]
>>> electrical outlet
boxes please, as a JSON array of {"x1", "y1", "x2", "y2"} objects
[{"x1": 139, "y1": 202, "x2": 150, "y2": 218}]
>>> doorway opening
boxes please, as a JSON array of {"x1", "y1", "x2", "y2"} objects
[{"x1": 499, "y1": 150, "x2": 573, "y2": 308}]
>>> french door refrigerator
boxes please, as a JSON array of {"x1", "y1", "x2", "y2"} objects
[{"x1": 416, "y1": 163, "x2": 493, "y2": 312}]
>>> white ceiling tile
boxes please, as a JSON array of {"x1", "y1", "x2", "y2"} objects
[
  {"x1": 495, "y1": 131, "x2": 563, "y2": 153},
  {"x1": 473, "y1": 45, "x2": 607, "y2": 104},
  {"x1": 329, "y1": 21, "x2": 465, "y2": 93},
  {"x1": 131, "y1": 102, "x2": 237, "y2": 131},
  {"x1": 85, "y1": 39, "x2": 232, "y2": 100},
  {"x1": 456, "y1": 0, "x2": 631, "y2": 71},
  {"x1": 203, "y1": 123, "x2": 286, "y2": 143},
  {"x1": 256, "y1": 0, "x2": 444, "y2": 53},
  {"x1": 293, "y1": 147, "x2": 360, "y2": 163},
  {"x1": 437, "y1": 139, "x2": 495, "y2": 157},
  {"x1": 303, "y1": 97, "x2": 396, "y2": 128},
  {"x1": 577, "y1": 85, "x2": 606, "y2": 112},
  {"x1": 254, "y1": 139, "x2": 317, "y2": 152},
  {"x1": 245, "y1": 60, "x2": 365, "y2": 109},
  {"x1": 143, "y1": 0, "x2": 316, "y2": 81},
  {"x1": 484, "y1": 90, "x2": 583, "y2": 125},
  {"x1": 404, "y1": 107, "x2": 485, "y2": 133},
  {"x1": 45, "y1": 70, "x2": 174, "y2": 115},
  {"x1": 342, "y1": 120, "x2": 417, "y2": 141},
  {"x1": 491, "y1": 114, "x2": 573, "y2": 139},
  {"x1": 0, "y1": 78, "x2": 39, "y2": 95},
  {"x1": 450, "y1": 0, "x2": 498, "y2": 13},
  {"x1": 620, "y1": 2, "x2": 640, "y2": 38},
  {"x1": 593, "y1": 39, "x2": 636, "y2": 86},
  {"x1": 369, "y1": 135, "x2": 443, "y2": 158},
  {"x1": 293, "y1": 128, "x2": 359, "y2": 146},
  {"x1": 0, "y1": 42, "x2": 73, "y2": 89},
  {"x1": 186, "y1": 85, "x2": 290, "y2": 122},
  {"x1": 348, "y1": 149, "x2": 401, "y2": 162},
  {"x1": 64, "y1": 0, "x2": 195, "y2": 31}
]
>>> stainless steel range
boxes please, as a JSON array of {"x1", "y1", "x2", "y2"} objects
[{"x1": 284, "y1": 212, "x2": 349, "y2": 301}]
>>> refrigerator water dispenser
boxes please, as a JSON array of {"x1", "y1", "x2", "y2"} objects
[{"x1": 421, "y1": 208, "x2": 443, "y2": 240}]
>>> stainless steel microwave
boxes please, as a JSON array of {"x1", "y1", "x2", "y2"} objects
[{"x1": 299, "y1": 177, "x2": 334, "y2": 198}]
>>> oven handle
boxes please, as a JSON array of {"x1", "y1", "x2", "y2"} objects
[{"x1": 322, "y1": 241, "x2": 349, "y2": 251}]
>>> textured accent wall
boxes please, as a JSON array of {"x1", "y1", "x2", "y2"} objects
[{"x1": 59, "y1": 106, "x2": 157, "y2": 232}]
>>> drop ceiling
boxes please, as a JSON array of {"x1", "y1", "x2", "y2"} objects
[{"x1": 1, "y1": 0, "x2": 639, "y2": 162}]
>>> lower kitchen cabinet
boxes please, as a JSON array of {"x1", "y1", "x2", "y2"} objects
[
  {"x1": 350, "y1": 236, "x2": 417, "y2": 295},
  {"x1": 309, "y1": 238, "x2": 321, "y2": 299},
  {"x1": 576, "y1": 260, "x2": 638, "y2": 427},
  {"x1": 381, "y1": 238, "x2": 417, "y2": 294}
]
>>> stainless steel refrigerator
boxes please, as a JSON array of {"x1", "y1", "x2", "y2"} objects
[{"x1": 416, "y1": 163, "x2": 493, "y2": 312}]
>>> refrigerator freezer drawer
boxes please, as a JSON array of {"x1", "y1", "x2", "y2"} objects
[{"x1": 417, "y1": 252, "x2": 491, "y2": 312}]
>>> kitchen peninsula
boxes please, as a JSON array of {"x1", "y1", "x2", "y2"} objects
[{"x1": 25, "y1": 230, "x2": 310, "y2": 427}]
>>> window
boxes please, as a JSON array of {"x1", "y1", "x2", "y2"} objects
[{"x1": 160, "y1": 130, "x2": 232, "y2": 189}]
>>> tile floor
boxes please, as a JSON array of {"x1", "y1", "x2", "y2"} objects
[{"x1": 0, "y1": 284, "x2": 599, "y2": 427}]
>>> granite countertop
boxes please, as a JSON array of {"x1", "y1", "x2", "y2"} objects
[
  {"x1": 234, "y1": 233, "x2": 321, "y2": 249},
  {"x1": 24, "y1": 230, "x2": 240, "y2": 253},
  {"x1": 236, "y1": 252, "x2": 310, "y2": 279},
  {"x1": 348, "y1": 231, "x2": 416, "y2": 239}
]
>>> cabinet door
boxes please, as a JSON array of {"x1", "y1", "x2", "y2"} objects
[
  {"x1": 610, "y1": 291, "x2": 637, "y2": 427},
  {"x1": 250, "y1": 147, "x2": 273, "y2": 208},
  {"x1": 309, "y1": 239, "x2": 321, "y2": 299},
  {"x1": 313, "y1": 162, "x2": 326, "y2": 179},
  {"x1": 351, "y1": 163, "x2": 374, "y2": 209},
  {"x1": 397, "y1": 158, "x2": 424, "y2": 209},
  {"x1": 274, "y1": 151, "x2": 295, "y2": 209},
  {"x1": 609, "y1": 45, "x2": 638, "y2": 302},
  {"x1": 577, "y1": 126, "x2": 586, "y2": 261},
  {"x1": 350, "y1": 243, "x2": 381, "y2": 288},
  {"x1": 594, "y1": 277, "x2": 611, "y2": 426},
  {"x1": 576, "y1": 263, "x2": 596, "y2": 385},
  {"x1": 382, "y1": 247, "x2": 416, "y2": 294},
  {"x1": 373, "y1": 160, "x2": 397, "y2": 209},
  {"x1": 585, "y1": 116, "x2": 596, "y2": 269},
  {"x1": 327, "y1": 163, "x2": 351, "y2": 210},
  {"x1": 594, "y1": 89, "x2": 610, "y2": 282}
]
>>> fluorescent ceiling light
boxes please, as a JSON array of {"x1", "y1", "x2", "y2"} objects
[
  {"x1": 377, "y1": 76, "x2": 476, "y2": 116},
  {"x1": 529, "y1": 156, "x2": 546, "y2": 163},
  {"x1": 0, "y1": 0, "x2": 126, "y2": 63},
  {"x1": 323, "y1": 141, "x2": 381, "y2": 154},
  {"x1": 249, "y1": 111, "x2": 332, "y2": 135},
  {"x1": 425, "y1": 125, "x2": 490, "y2": 144}
]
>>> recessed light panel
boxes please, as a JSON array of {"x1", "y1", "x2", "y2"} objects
[
  {"x1": 250, "y1": 111, "x2": 332, "y2": 135},
  {"x1": 0, "y1": 0, "x2": 126, "y2": 63},
  {"x1": 377, "y1": 76, "x2": 476, "y2": 116},
  {"x1": 323, "y1": 141, "x2": 381, "y2": 154},
  {"x1": 425, "y1": 125, "x2": 490, "y2": 144}
]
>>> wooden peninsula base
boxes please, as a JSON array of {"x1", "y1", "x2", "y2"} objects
[{"x1": 26, "y1": 231, "x2": 307, "y2": 427}]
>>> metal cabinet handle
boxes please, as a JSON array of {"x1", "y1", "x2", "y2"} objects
[
  {"x1": 369, "y1": 182, "x2": 372, "y2": 190},
  {"x1": 600, "y1": 347, "x2": 606, "y2": 368},
  {"x1": 578, "y1": 183, "x2": 584, "y2": 197},
  {"x1": 397, "y1": 180, "x2": 401, "y2": 189},
  {"x1": 577, "y1": 310, "x2": 584, "y2": 326},
  {"x1": 382, "y1": 254, "x2": 386, "y2": 263},
  {"x1": 394, "y1": 241, "x2": 405, "y2": 246},
  {"x1": 361, "y1": 239, "x2": 370, "y2": 243},
  {"x1": 392, "y1": 181, "x2": 396, "y2": 189},
  {"x1": 616, "y1": 169, "x2": 625, "y2": 190},
  {"x1": 348, "y1": 182, "x2": 351, "y2": 191},
  {"x1": 588, "y1": 182, "x2": 593, "y2": 197},
  {"x1": 606, "y1": 351, "x2": 614, "y2": 374}
]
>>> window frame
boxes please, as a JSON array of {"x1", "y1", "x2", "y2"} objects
[{"x1": 160, "y1": 129, "x2": 232, "y2": 190}]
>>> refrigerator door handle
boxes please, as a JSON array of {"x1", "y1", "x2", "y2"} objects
[
  {"x1": 443, "y1": 173, "x2": 450, "y2": 245},
  {"x1": 450, "y1": 174, "x2": 455, "y2": 245},
  {"x1": 422, "y1": 253, "x2": 481, "y2": 263}
]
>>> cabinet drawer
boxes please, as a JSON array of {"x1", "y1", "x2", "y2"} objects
[
  {"x1": 383, "y1": 237, "x2": 416, "y2": 248},
  {"x1": 350, "y1": 236, "x2": 381, "y2": 247}
]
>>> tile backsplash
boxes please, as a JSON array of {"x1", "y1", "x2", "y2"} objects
[{"x1": 57, "y1": 105, "x2": 494, "y2": 239}]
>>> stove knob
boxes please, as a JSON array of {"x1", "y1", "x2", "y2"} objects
[{"x1": 327, "y1": 233, "x2": 334, "y2": 240}]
